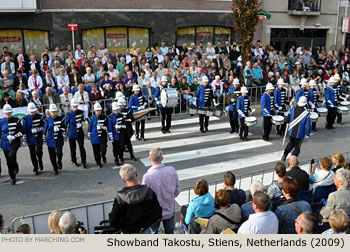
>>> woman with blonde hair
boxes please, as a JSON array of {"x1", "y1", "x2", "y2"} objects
[
  {"x1": 332, "y1": 152, "x2": 349, "y2": 172},
  {"x1": 48, "y1": 210, "x2": 63, "y2": 234}
]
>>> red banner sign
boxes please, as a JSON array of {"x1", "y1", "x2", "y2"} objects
[
  {"x1": 68, "y1": 23, "x2": 78, "y2": 31},
  {"x1": 0, "y1": 37, "x2": 21, "y2": 43},
  {"x1": 107, "y1": 33, "x2": 127, "y2": 39}
]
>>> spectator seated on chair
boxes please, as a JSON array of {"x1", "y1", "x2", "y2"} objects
[
  {"x1": 286, "y1": 155, "x2": 310, "y2": 191},
  {"x1": 295, "y1": 212, "x2": 318, "y2": 234},
  {"x1": 309, "y1": 157, "x2": 335, "y2": 192},
  {"x1": 222, "y1": 171, "x2": 246, "y2": 207},
  {"x1": 241, "y1": 180, "x2": 264, "y2": 222},
  {"x1": 48, "y1": 210, "x2": 63, "y2": 234},
  {"x1": 332, "y1": 152, "x2": 349, "y2": 173},
  {"x1": 322, "y1": 209, "x2": 350, "y2": 234}
]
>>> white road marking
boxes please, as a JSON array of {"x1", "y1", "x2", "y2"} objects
[{"x1": 144, "y1": 117, "x2": 219, "y2": 129}]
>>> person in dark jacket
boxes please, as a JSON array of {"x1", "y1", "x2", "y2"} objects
[
  {"x1": 109, "y1": 164, "x2": 162, "y2": 234},
  {"x1": 286, "y1": 155, "x2": 310, "y2": 191}
]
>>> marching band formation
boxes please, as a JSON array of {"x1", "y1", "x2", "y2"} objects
[{"x1": 0, "y1": 73, "x2": 349, "y2": 185}]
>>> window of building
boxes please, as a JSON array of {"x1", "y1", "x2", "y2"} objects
[
  {"x1": 82, "y1": 27, "x2": 150, "y2": 53},
  {"x1": 176, "y1": 26, "x2": 235, "y2": 46},
  {"x1": 23, "y1": 30, "x2": 49, "y2": 54}
]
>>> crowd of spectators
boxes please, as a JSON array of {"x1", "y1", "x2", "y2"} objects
[{"x1": 1, "y1": 150, "x2": 349, "y2": 235}]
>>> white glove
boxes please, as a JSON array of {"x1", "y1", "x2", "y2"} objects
[
  {"x1": 347, "y1": 94, "x2": 350, "y2": 99},
  {"x1": 54, "y1": 127, "x2": 60, "y2": 132},
  {"x1": 137, "y1": 106, "x2": 142, "y2": 111},
  {"x1": 31, "y1": 128, "x2": 38, "y2": 134},
  {"x1": 311, "y1": 104, "x2": 315, "y2": 109},
  {"x1": 22, "y1": 140, "x2": 27, "y2": 146},
  {"x1": 141, "y1": 105, "x2": 146, "y2": 110},
  {"x1": 108, "y1": 138, "x2": 113, "y2": 142},
  {"x1": 121, "y1": 125, "x2": 126, "y2": 129},
  {"x1": 101, "y1": 126, "x2": 107, "y2": 131},
  {"x1": 279, "y1": 106, "x2": 282, "y2": 111},
  {"x1": 115, "y1": 124, "x2": 122, "y2": 130},
  {"x1": 305, "y1": 135, "x2": 309, "y2": 139},
  {"x1": 213, "y1": 100, "x2": 218, "y2": 107},
  {"x1": 76, "y1": 123, "x2": 82, "y2": 128},
  {"x1": 7, "y1": 135, "x2": 15, "y2": 141},
  {"x1": 230, "y1": 98, "x2": 235, "y2": 102},
  {"x1": 156, "y1": 101, "x2": 160, "y2": 105},
  {"x1": 97, "y1": 125, "x2": 101, "y2": 130}
]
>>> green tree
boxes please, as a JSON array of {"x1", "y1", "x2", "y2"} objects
[{"x1": 232, "y1": 0, "x2": 262, "y2": 84}]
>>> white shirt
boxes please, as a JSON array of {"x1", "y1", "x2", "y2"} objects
[
  {"x1": 74, "y1": 90, "x2": 89, "y2": 103},
  {"x1": 75, "y1": 49, "x2": 85, "y2": 60},
  {"x1": 150, "y1": 76, "x2": 160, "y2": 88},
  {"x1": 28, "y1": 75, "x2": 43, "y2": 90},
  {"x1": 30, "y1": 61, "x2": 37, "y2": 70},
  {"x1": 125, "y1": 54, "x2": 132, "y2": 64},
  {"x1": 56, "y1": 75, "x2": 70, "y2": 89},
  {"x1": 238, "y1": 211, "x2": 279, "y2": 234},
  {"x1": 108, "y1": 69, "x2": 119, "y2": 80}
]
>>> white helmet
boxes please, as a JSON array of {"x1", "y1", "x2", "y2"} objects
[
  {"x1": 70, "y1": 99, "x2": 79, "y2": 107},
  {"x1": 161, "y1": 76, "x2": 168, "y2": 82},
  {"x1": 112, "y1": 102, "x2": 120, "y2": 111},
  {"x1": 202, "y1": 75, "x2": 209, "y2": 83},
  {"x1": 118, "y1": 97, "x2": 126, "y2": 105},
  {"x1": 309, "y1": 80, "x2": 317, "y2": 86},
  {"x1": 241, "y1": 86, "x2": 248, "y2": 94},
  {"x1": 94, "y1": 103, "x2": 102, "y2": 111},
  {"x1": 233, "y1": 78, "x2": 240, "y2": 85},
  {"x1": 277, "y1": 79, "x2": 285, "y2": 85},
  {"x1": 2, "y1": 104, "x2": 12, "y2": 113},
  {"x1": 297, "y1": 96, "x2": 307, "y2": 107},
  {"x1": 132, "y1": 85, "x2": 140, "y2": 91},
  {"x1": 265, "y1": 83, "x2": 274, "y2": 90},
  {"x1": 49, "y1": 104, "x2": 57, "y2": 112},
  {"x1": 299, "y1": 78, "x2": 308, "y2": 85},
  {"x1": 27, "y1": 102, "x2": 37, "y2": 113},
  {"x1": 329, "y1": 77, "x2": 336, "y2": 83},
  {"x1": 334, "y1": 73, "x2": 341, "y2": 81},
  {"x1": 115, "y1": 91, "x2": 124, "y2": 100}
]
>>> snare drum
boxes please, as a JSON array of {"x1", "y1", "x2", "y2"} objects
[
  {"x1": 161, "y1": 88, "x2": 178, "y2": 108},
  {"x1": 245, "y1": 116, "x2": 257, "y2": 127},
  {"x1": 310, "y1": 112, "x2": 319, "y2": 123},
  {"x1": 198, "y1": 108, "x2": 206, "y2": 115},
  {"x1": 337, "y1": 106, "x2": 349, "y2": 115},
  {"x1": 214, "y1": 109, "x2": 222, "y2": 117},
  {"x1": 317, "y1": 107, "x2": 328, "y2": 117},
  {"x1": 340, "y1": 101, "x2": 350, "y2": 107},
  {"x1": 271, "y1": 115, "x2": 285, "y2": 125},
  {"x1": 206, "y1": 109, "x2": 215, "y2": 116},
  {"x1": 188, "y1": 107, "x2": 197, "y2": 115}
]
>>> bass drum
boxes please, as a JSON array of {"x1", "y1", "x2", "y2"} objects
[{"x1": 161, "y1": 88, "x2": 178, "y2": 108}]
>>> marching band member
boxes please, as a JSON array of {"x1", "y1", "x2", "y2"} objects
[
  {"x1": 334, "y1": 73, "x2": 346, "y2": 124},
  {"x1": 308, "y1": 80, "x2": 322, "y2": 131},
  {"x1": 274, "y1": 78, "x2": 289, "y2": 136},
  {"x1": 195, "y1": 75, "x2": 214, "y2": 133},
  {"x1": 295, "y1": 78, "x2": 309, "y2": 106},
  {"x1": 227, "y1": 78, "x2": 241, "y2": 134},
  {"x1": 43, "y1": 104, "x2": 65, "y2": 175},
  {"x1": 281, "y1": 96, "x2": 311, "y2": 162},
  {"x1": 154, "y1": 76, "x2": 172, "y2": 134},
  {"x1": 116, "y1": 99, "x2": 137, "y2": 163},
  {"x1": 64, "y1": 99, "x2": 87, "y2": 168},
  {"x1": 261, "y1": 83, "x2": 275, "y2": 141},
  {"x1": 88, "y1": 103, "x2": 113, "y2": 168},
  {"x1": 128, "y1": 85, "x2": 147, "y2": 141},
  {"x1": 237, "y1": 86, "x2": 251, "y2": 141},
  {"x1": 0, "y1": 104, "x2": 24, "y2": 185},
  {"x1": 325, "y1": 77, "x2": 338, "y2": 130},
  {"x1": 22, "y1": 102, "x2": 45, "y2": 175},
  {"x1": 118, "y1": 96, "x2": 134, "y2": 139},
  {"x1": 108, "y1": 102, "x2": 122, "y2": 166}
]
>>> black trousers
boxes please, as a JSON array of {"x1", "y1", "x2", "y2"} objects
[
  {"x1": 336, "y1": 112, "x2": 342, "y2": 123},
  {"x1": 47, "y1": 136, "x2": 64, "y2": 171},
  {"x1": 92, "y1": 144, "x2": 102, "y2": 166},
  {"x1": 326, "y1": 107, "x2": 337, "y2": 128},
  {"x1": 312, "y1": 121, "x2": 317, "y2": 130},
  {"x1": 112, "y1": 140, "x2": 121, "y2": 162},
  {"x1": 68, "y1": 130, "x2": 87, "y2": 164},
  {"x1": 199, "y1": 114, "x2": 209, "y2": 130},
  {"x1": 4, "y1": 141, "x2": 20, "y2": 180},
  {"x1": 229, "y1": 110, "x2": 239, "y2": 132},
  {"x1": 283, "y1": 136, "x2": 304, "y2": 157},
  {"x1": 239, "y1": 118, "x2": 248, "y2": 137},
  {"x1": 160, "y1": 107, "x2": 172, "y2": 131},
  {"x1": 119, "y1": 129, "x2": 134, "y2": 159},
  {"x1": 263, "y1": 116, "x2": 272, "y2": 138},
  {"x1": 135, "y1": 120, "x2": 145, "y2": 137},
  {"x1": 28, "y1": 137, "x2": 43, "y2": 172},
  {"x1": 276, "y1": 123, "x2": 287, "y2": 135}
]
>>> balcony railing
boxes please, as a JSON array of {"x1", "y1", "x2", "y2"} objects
[{"x1": 288, "y1": 0, "x2": 321, "y2": 15}]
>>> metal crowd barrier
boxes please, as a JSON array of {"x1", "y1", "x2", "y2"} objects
[{"x1": 8, "y1": 151, "x2": 349, "y2": 234}]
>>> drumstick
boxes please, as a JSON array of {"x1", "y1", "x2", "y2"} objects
[{"x1": 250, "y1": 109, "x2": 256, "y2": 116}]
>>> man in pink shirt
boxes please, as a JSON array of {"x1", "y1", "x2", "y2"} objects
[{"x1": 142, "y1": 147, "x2": 180, "y2": 234}]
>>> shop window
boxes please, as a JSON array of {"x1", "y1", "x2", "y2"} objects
[
  {"x1": 214, "y1": 27, "x2": 231, "y2": 44},
  {"x1": 0, "y1": 29, "x2": 23, "y2": 52},
  {"x1": 82, "y1": 28, "x2": 104, "y2": 50},
  {"x1": 106, "y1": 27, "x2": 127, "y2": 52},
  {"x1": 176, "y1": 27, "x2": 195, "y2": 46},
  {"x1": 24, "y1": 30, "x2": 49, "y2": 54},
  {"x1": 129, "y1": 28, "x2": 149, "y2": 50}
]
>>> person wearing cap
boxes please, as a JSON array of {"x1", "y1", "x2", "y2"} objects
[
  {"x1": 0, "y1": 104, "x2": 24, "y2": 185},
  {"x1": 22, "y1": 102, "x2": 45, "y2": 175},
  {"x1": 195, "y1": 75, "x2": 214, "y2": 133},
  {"x1": 116, "y1": 98, "x2": 136, "y2": 163},
  {"x1": 154, "y1": 76, "x2": 173, "y2": 134},
  {"x1": 261, "y1": 83, "x2": 275, "y2": 141},
  {"x1": 129, "y1": 85, "x2": 147, "y2": 141},
  {"x1": 237, "y1": 87, "x2": 251, "y2": 141},
  {"x1": 281, "y1": 96, "x2": 311, "y2": 162},
  {"x1": 295, "y1": 78, "x2": 309, "y2": 107},
  {"x1": 227, "y1": 78, "x2": 241, "y2": 134},
  {"x1": 43, "y1": 104, "x2": 66, "y2": 174},
  {"x1": 334, "y1": 73, "x2": 346, "y2": 124},
  {"x1": 325, "y1": 77, "x2": 338, "y2": 129},
  {"x1": 64, "y1": 99, "x2": 87, "y2": 168},
  {"x1": 308, "y1": 80, "x2": 322, "y2": 131},
  {"x1": 108, "y1": 102, "x2": 122, "y2": 166},
  {"x1": 274, "y1": 79, "x2": 289, "y2": 136},
  {"x1": 87, "y1": 103, "x2": 113, "y2": 168}
]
